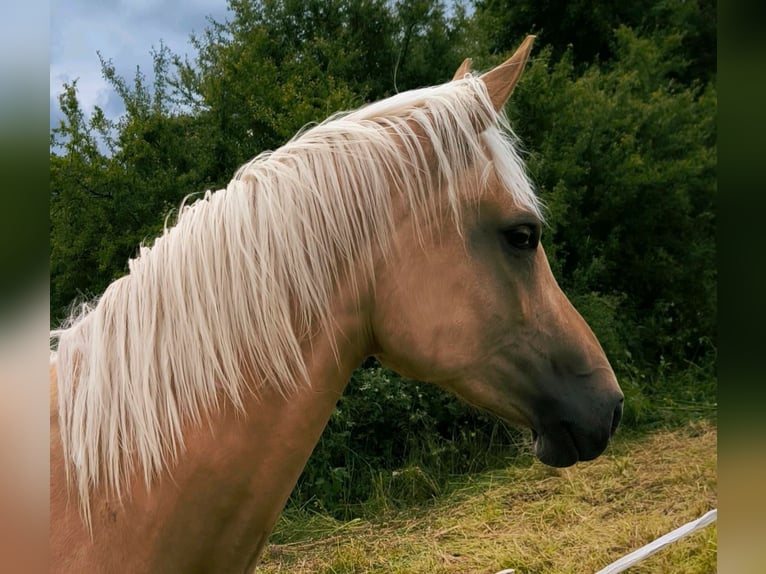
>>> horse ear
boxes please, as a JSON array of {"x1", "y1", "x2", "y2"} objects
[
  {"x1": 480, "y1": 35, "x2": 535, "y2": 112},
  {"x1": 452, "y1": 58, "x2": 472, "y2": 80}
]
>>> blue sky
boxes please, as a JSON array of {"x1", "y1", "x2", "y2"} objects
[{"x1": 50, "y1": 0, "x2": 230, "y2": 130}]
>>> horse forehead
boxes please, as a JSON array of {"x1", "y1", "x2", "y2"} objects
[{"x1": 465, "y1": 167, "x2": 532, "y2": 219}]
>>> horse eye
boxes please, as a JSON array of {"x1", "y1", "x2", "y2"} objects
[{"x1": 501, "y1": 224, "x2": 539, "y2": 251}]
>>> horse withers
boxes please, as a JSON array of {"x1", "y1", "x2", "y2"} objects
[{"x1": 50, "y1": 35, "x2": 623, "y2": 572}]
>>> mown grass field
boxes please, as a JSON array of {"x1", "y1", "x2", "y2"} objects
[{"x1": 256, "y1": 420, "x2": 717, "y2": 573}]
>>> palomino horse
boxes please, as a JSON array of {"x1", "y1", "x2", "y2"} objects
[{"x1": 50, "y1": 36, "x2": 623, "y2": 572}]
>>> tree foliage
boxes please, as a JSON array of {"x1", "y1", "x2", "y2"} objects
[
  {"x1": 509, "y1": 28, "x2": 716, "y2": 367},
  {"x1": 475, "y1": 0, "x2": 716, "y2": 83},
  {"x1": 50, "y1": 44, "x2": 216, "y2": 320}
]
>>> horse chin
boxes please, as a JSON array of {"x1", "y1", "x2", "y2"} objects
[{"x1": 531, "y1": 427, "x2": 580, "y2": 468}]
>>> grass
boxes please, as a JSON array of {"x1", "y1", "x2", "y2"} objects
[{"x1": 256, "y1": 420, "x2": 717, "y2": 573}]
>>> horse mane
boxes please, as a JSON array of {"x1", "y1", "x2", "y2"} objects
[{"x1": 50, "y1": 75, "x2": 540, "y2": 523}]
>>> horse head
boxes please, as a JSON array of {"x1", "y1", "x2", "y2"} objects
[{"x1": 370, "y1": 36, "x2": 624, "y2": 467}]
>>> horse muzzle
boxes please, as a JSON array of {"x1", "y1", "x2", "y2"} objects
[{"x1": 531, "y1": 392, "x2": 623, "y2": 468}]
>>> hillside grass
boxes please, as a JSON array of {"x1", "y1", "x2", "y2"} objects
[{"x1": 256, "y1": 420, "x2": 717, "y2": 573}]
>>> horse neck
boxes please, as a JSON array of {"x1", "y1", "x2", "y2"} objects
[{"x1": 51, "y1": 282, "x2": 374, "y2": 573}]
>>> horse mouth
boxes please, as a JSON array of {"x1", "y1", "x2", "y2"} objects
[
  {"x1": 457, "y1": 394, "x2": 613, "y2": 468},
  {"x1": 531, "y1": 426, "x2": 579, "y2": 467},
  {"x1": 531, "y1": 422, "x2": 608, "y2": 468}
]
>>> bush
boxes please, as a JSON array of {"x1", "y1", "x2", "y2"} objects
[
  {"x1": 510, "y1": 29, "x2": 716, "y2": 371},
  {"x1": 290, "y1": 364, "x2": 526, "y2": 516}
]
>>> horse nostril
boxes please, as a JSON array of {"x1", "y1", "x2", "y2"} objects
[{"x1": 610, "y1": 398, "x2": 623, "y2": 436}]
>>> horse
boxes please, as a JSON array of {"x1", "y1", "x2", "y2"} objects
[{"x1": 50, "y1": 36, "x2": 623, "y2": 572}]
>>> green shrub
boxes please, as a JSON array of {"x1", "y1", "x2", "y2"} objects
[
  {"x1": 511, "y1": 29, "x2": 716, "y2": 371},
  {"x1": 291, "y1": 364, "x2": 526, "y2": 516}
]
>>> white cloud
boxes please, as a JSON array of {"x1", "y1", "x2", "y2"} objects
[{"x1": 50, "y1": 0, "x2": 229, "y2": 126}]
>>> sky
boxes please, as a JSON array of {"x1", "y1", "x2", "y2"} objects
[{"x1": 50, "y1": 0, "x2": 231, "y2": 130}]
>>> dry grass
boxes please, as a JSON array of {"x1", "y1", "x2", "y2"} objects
[{"x1": 256, "y1": 420, "x2": 717, "y2": 573}]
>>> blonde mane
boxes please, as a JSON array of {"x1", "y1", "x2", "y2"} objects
[{"x1": 50, "y1": 75, "x2": 540, "y2": 523}]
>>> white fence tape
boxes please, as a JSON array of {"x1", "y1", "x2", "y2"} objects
[
  {"x1": 493, "y1": 509, "x2": 717, "y2": 574},
  {"x1": 594, "y1": 509, "x2": 717, "y2": 574}
]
